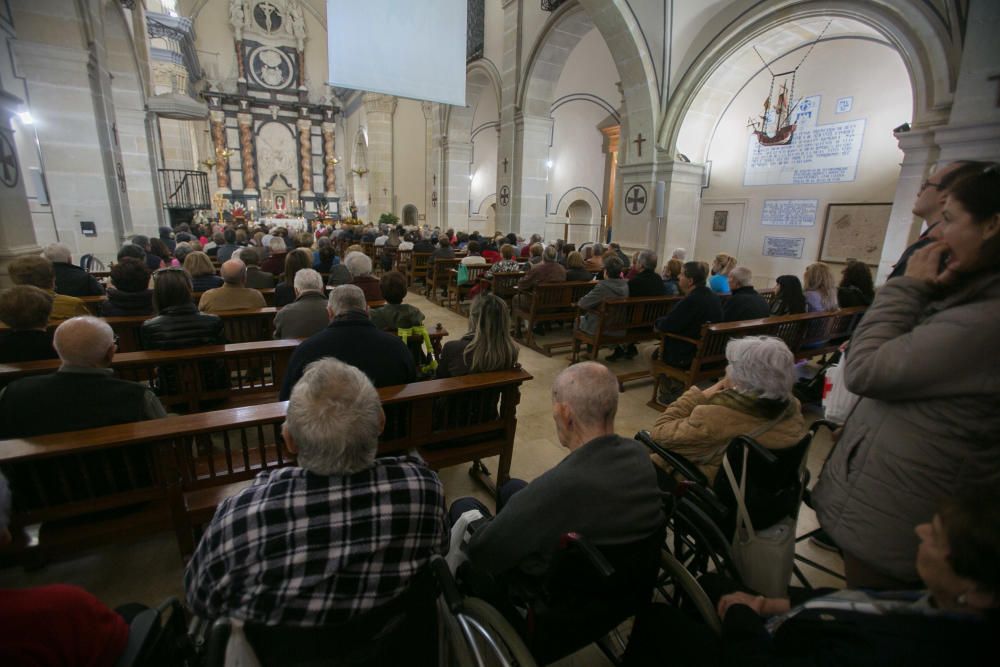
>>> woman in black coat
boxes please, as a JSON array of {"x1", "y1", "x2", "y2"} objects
[{"x1": 100, "y1": 258, "x2": 153, "y2": 317}]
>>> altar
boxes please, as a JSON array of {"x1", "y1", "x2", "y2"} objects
[{"x1": 258, "y1": 216, "x2": 309, "y2": 232}]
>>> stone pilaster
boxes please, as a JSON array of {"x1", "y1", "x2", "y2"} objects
[
  {"x1": 512, "y1": 113, "x2": 551, "y2": 239},
  {"x1": 0, "y1": 91, "x2": 42, "y2": 287},
  {"x1": 442, "y1": 138, "x2": 473, "y2": 232},
  {"x1": 363, "y1": 93, "x2": 397, "y2": 217},
  {"x1": 495, "y1": 0, "x2": 521, "y2": 235},
  {"x1": 238, "y1": 112, "x2": 257, "y2": 195}
]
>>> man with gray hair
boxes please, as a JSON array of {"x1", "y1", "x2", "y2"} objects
[
  {"x1": 344, "y1": 250, "x2": 383, "y2": 301},
  {"x1": 43, "y1": 243, "x2": 105, "y2": 297},
  {"x1": 273, "y1": 268, "x2": 329, "y2": 339},
  {"x1": 723, "y1": 266, "x2": 771, "y2": 322},
  {"x1": 0, "y1": 316, "x2": 165, "y2": 437},
  {"x1": 186, "y1": 358, "x2": 448, "y2": 626},
  {"x1": 457, "y1": 362, "x2": 663, "y2": 576},
  {"x1": 198, "y1": 259, "x2": 267, "y2": 313},
  {"x1": 279, "y1": 284, "x2": 415, "y2": 400}
]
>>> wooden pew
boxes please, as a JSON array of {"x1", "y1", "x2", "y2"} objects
[
  {"x1": 571, "y1": 296, "x2": 683, "y2": 385},
  {"x1": 79, "y1": 295, "x2": 107, "y2": 315},
  {"x1": 511, "y1": 281, "x2": 597, "y2": 355},
  {"x1": 0, "y1": 340, "x2": 299, "y2": 412},
  {"x1": 407, "y1": 252, "x2": 432, "y2": 288},
  {"x1": 479, "y1": 271, "x2": 525, "y2": 312},
  {"x1": 426, "y1": 257, "x2": 461, "y2": 302},
  {"x1": 0, "y1": 368, "x2": 532, "y2": 560},
  {"x1": 648, "y1": 306, "x2": 867, "y2": 408},
  {"x1": 445, "y1": 263, "x2": 492, "y2": 313}
]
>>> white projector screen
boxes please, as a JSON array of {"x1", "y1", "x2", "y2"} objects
[{"x1": 327, "y1": 0, "x2": 467, "y2": 107}]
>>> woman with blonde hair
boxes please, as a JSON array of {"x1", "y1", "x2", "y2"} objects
[
  {"x1": 183, "y1": 251, "x2": 223, "y2": 292},
  {"x1": 709, "y1": 253, "x2": 737, "y2": 294},
  {"x1": 803, "y1": 262, "x2": 839, "y2": 312},
  {"x1": 437, "y1": 293, "x2": 518, "y2": 378}
]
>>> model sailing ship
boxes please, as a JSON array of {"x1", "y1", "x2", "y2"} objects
[{"x1": 748, "y1": 81, "x2": 799, "y2": 146}]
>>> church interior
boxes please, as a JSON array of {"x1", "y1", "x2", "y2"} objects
[{"x1": 0, "y1": 0, "x2": 998, "y2": 664}]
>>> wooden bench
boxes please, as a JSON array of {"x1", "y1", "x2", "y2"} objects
[
  {"x1": 407, "y1": 252, "x2": 432, "y2": 288},
  {"x1": 426, "y1": 258, "x2": 461, "y2": 302},
  {"x1": 446, "y1": 263, "x2": 492, "y2": 313},
  {"x1": 571, "y1": 295, "x2": 683, "y2": 385},
  {"x1": 481, "y1": 271, "x2": 526, "y2": 312},
  {"x1": 511, "y1": 281, "x2": 597, "y2": 355},
  {"x1": 648, "y1": 306, "x2": 867, "y2": 408},
  {"x1": 0, "y1": 368, "x2": 532, "y2": 560},
  {"x1": 0, "y1": 340, "x2": 299, "y2": 412}
]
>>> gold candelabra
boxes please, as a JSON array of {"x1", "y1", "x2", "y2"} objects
[{"x1": 351, "y1": 167, "x2": 368, "y2": 176}]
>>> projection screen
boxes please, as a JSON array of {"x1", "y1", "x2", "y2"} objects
[{"x1": 327, "y1": 0, "x2": 467, "y2": 107}]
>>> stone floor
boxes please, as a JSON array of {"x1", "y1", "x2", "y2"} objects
[{"x1": 0, "y1": 290, "x2": 845, "y2": 665}]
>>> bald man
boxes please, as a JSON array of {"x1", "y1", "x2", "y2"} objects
[
  {"x1": 198, "y1": 259, "x2": 267, "y2": 313},
  {"x1": 456, "y1": 362, "x2": 664, "y2": 576},
  {"x1": 0, "y1": 316, "x2": 165, "y2": 438}
]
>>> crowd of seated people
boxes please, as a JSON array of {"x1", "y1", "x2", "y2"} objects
[{"x1": 0, "y1": 163, "x2": 996, "y2": 664}]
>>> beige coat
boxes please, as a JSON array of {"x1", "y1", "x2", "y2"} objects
[
  {"x1": 650, "y1": 387, "x2": 806, "y2": 484},
  {"x1": 198, "y1": 285, "x2": 266, "y2": 313}
]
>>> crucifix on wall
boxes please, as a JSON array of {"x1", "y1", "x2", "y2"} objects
[
  {"x1": 502, "y1": 157, "x2": 509, "y2": 173},
  {"x1": 633, "y1": 133, "x2": 646, "y2": 157}
]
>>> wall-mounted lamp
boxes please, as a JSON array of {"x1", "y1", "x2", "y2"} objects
[
  {"x1": 17, "y1": 111, "x2": 34, "y2": 125},
  {"x1": 545, "y1": 159, "x2": 554, "y2": 169},
  {"x1": 351, "y1": 167, "x2": 369, "y2": 176},
  {"x1": 325, "y1": 155, "x2": 340, "y2": 165},
  {"x1": 893, "y1": 122, "x2": 911, "y2": 134},
  {"x1": 468, "y1": 174, "x2": 474, "y2": 181}
]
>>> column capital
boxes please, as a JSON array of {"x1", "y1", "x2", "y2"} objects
[{"x1": 363, "y1": 92, "x2": 397, "y2": 116}]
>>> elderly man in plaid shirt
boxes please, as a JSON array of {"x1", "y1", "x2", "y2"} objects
[{"x1": 184, "y1": 358, "x2": 449, "y2": 626}]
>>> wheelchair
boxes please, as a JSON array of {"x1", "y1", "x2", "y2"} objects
[
  {"x1": 197, "y1": 555, "x2": 535, "y2": 667},
  {"x1": 635, "y1": 420, "x2": 840, "y2": 629},
  {"x1": 454, "y1": 528, "x2": 665, "y2": 665}
]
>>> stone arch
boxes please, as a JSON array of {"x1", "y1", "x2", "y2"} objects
[
  {"x1": 658, "y1": 0, "x2": 959, "y2": 154},
  {"x1": 554, "y1": 187, "x2": 602, "y2": 225},
  {"x1": 520, "y1": 0, "x2": 658, "y2": 144},
  {"x1": 445, "y1": 59, "x2": 502, "y2": 141},
  {"x1": 402, "y1": 203, "x2": 418, "y2": 226}
]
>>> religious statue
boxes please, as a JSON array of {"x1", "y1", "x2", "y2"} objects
[
  {"x1": 229, "y1": 0, "x2": 246, "y2": 39},
  {"x1": 287, "y1": 4, "x2": 305, "y2": 40}
]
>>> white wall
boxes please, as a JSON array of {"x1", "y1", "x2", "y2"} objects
[
  {"x1": 469, "y1": 77, "x2": 498, "y2": 217},
  {"x1": 697, "y1": 39, "x2": 911, "y2": 287}
]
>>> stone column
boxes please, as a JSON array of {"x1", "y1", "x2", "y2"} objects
[
  {"x1": 363, "y1": 92, "x2": 396, "y2": 217},
  {"x1": 322, "y1": 115, "x2": 336, "y2": 196},
  {"x1": 874, "y1": 129, "x2": 940, "y2": 283},
  {"x1": 0, "y1": 91, "x2": 42, "y2": 287},
  {"x1": 442, "y1": 138, "x2": 473, "y2": 232},
  {"x1": 422, "y1": 101, "x2": 442, "y2": 228},
  {"x1": 297, "y1": 115, "x2": 314, "y2": 197},
  {"x1": 209, "y1": 109, "x2": 230, "y2": 192},
  {"x1": 655, "y1": 159, "x2": 706, "y2": 263},
  {"x1": 238, "y1": 111, "x2": 257, "y2": 195},
  {"x1": 495, "y1": 0, "x2": 521, "y2": 235},
  {"x1": 512, "y1": 113, "x2": 552, "y2": 239}
]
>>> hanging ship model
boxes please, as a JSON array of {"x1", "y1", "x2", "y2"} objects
[{"x1": 747, "y1": 81, "x2": 799, "y2": 146}]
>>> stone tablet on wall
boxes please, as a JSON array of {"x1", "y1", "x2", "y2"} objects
[
  {"x1": 743, "y1": 96, "x2": 866, "y2": 186},
  {"x1": 761, "y1": 199, "x2": 817, "y2": 226},
  {"x1": 762, "y1": 236, "x2": 805, "y2": 259}
]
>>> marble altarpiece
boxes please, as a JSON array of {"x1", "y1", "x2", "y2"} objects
[{"x1": 205, "y1": 0, "x2": 340, "y2": 220}]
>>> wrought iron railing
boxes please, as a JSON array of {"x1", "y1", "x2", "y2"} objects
[
  {"x1": 159, "y1": 169, "x2": 210, "y2": 210},
  {"x1": 541, "y1": 0, "x2": 568, "y2": 11}
]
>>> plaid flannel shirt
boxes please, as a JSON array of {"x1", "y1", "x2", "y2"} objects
[{"x1": 184, "y1": 456, "x2": 449, "y2": 626}]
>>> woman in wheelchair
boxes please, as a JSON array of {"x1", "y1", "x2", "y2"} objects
[
  {"x1": 622, "y1": 484, "x2": 1000, "y2": 666},
  {"x1": 648, "y1": 335, "x2": 806, "y2": 489}
]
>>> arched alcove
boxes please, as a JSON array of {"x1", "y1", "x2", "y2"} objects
[{"x1": 402, "y1": 203, "x2": 418, "y2": 227}]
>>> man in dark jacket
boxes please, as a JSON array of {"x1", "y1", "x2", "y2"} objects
[
  {"x1": 654, "y1": 261, "x2": 723, "y2": 371},
  {"x1": 609, "y1": 250, "x2": 667, "y2": 360},
  {"x1": 43, "y1": 243, "x2": 105, "y2": 297},
  {"x1": 722, "y1": 267, "x2": 770, "y2": 322},
  {"x1": 0, "y1": 316, "x2": 165, "y2": 438},
  {"x1": 216, "y1": 228, "x2": 240, "y2": 263},
  {"x1": 279, "y1": 285, "x2": 416, "y2": 400}
]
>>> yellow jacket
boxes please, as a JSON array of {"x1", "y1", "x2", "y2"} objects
[{"x1": 49, "y1": 291, "x2": 90, "y2": 321}]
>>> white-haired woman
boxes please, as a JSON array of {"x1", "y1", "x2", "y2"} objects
[
  {"x1": 649, "y1": 336, "x2": 806, "y2": 485},
  {"x1": 343, "y1": 250, "x2": 382, "y2": 301}
]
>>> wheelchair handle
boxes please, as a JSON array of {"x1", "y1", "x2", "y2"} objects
[
  {"x1": 559, "y1": 532, "x2": 615, "y2": 578},
  {"x1": 635, "y1": 430, "x2": 708, "y2": 486},
  {"x1": 731, "y1": 434, "x2": 779, "y2": 464},
  {"x1": 429, "y1": 556, "x2": 464, "y2": 613}
]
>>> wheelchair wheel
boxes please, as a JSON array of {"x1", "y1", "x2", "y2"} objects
[
  {"x1": 657, "y1": 549, "x2": 722, "y2": 637},
  {"x1": 668, "y1": 497, "x2": 741, "y2": 584},
  {"x1": 441, "y1": 597, "x2": 537, "y2": 667}
]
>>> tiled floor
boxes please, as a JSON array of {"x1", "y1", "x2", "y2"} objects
[{"x1": 0, "y1": 290, "x2": 845, "y2": 665}]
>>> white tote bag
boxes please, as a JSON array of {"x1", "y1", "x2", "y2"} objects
[{"x1": 822, "y1": 362, "x2": 860, "y2": 425}]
